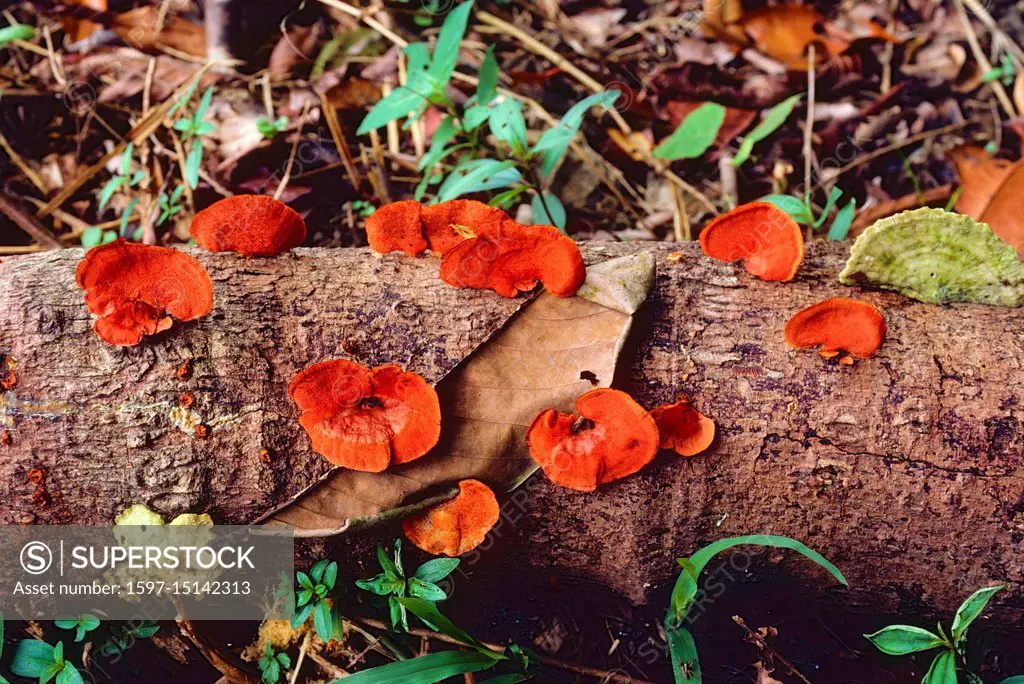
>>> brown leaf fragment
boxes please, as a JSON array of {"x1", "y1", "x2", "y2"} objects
[{"x1": 260, "y1": 254, "x2": 655, "y2": 533}]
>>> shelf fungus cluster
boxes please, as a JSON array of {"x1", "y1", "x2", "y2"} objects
[
  {"x1": 527, "y1": 388, "x2": 716, "y2": 492},
  {"x1": 366, "y1": 198, "x2": 586, "y2": 298}
]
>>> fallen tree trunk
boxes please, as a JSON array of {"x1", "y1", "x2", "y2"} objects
[{"x1": 1, "y1": 243, "x2": 1022, "y2": 623}]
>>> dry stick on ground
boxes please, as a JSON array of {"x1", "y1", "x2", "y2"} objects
[
  {"x1": 474, "y1": 13, "x2": 718, "y2": 216},
  {"x1": 803, "y1": 45, "x2": 816, "y2": 205},
  {"x1": 288, "y1": 632, "x2": 311, "y2": 684},
  {"x1": 961, "y1": 0, "x2": 1024, "y2": 68},
  {"x1": 274, "y1": 101, "x2": 310, "y2": 201},
  {"x1": 732, "y1": 616, "x2": 813, "y2": 684},
  {"x1": 0, "y1": 130, "x2": 47, "y2": 194},
  {"x1": 0, "y1": 194, "x2": 62, "y2": 249},
  {"x1": 352, "y1": 616, "x2": 658, "y2": 684},
  {"x1": 954, "y1": 0, "x2": 1016, "y2": 119},
  {"x1": 319, "y1": 91, "x2": 364, "y2": 189},
  {"x1": 811, "y1": 121, "x2": 969, "y2": 194}
]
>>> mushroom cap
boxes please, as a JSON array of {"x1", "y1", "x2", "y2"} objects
[
  {"x1": 784, "y1": 297, "x2": 887, "y2": 359},
  {"x1": 651, "y1": 398, "x2": 715, "y2": 457},
  {"x1": 288, "y1": 359, "x2": 441, "y2": 471},
  {"x1": 365, "y1": 200, "x2": 428, "y2": 256},
  {"x1": 699, "y1": 201, "x2": 804, "y2": 281},
  {"x1": 190, "y1": 195, "x2": 306, "y2": 256},
  {"x1": 439, "y1": 222, "x2": 586, "y2": 298},
  {"x1": 75, "y1": 239, "x2": 214, "y2": 346},
  {"x1": 527, "y1": 388, "x2": 659, "y2": 491},
  {"x1": 420, "y1": 200, "x2": 511, "y2": 255},
  {"x1": 402, "y1": 479, "x2": 500, "y2": 556}
]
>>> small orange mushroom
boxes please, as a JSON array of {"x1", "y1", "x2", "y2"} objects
[
  {"x1": 440, "y1": 222, "x2": 586, "y2": 298},
  {"x1": 190, "y1": 195, "x2": 306, "y2": 256},
  {"x1": 651, "y1": 398, "x2": 715, "y2": 457},
  {"x1": 527, "y1": 388, "x2": 659, "y2": 491},
  {"x1": 420, "y1": 200, "x2": 511, "y2": 255},
  {"x1": 699, "y1": 201, "x2": 804, "y2": 281},
  {"x1": 365, "y1": 200, "x2": 428, "y2": 256},
  {"x1": 288, "y1": 359, "x2": 441, "y2": 471},
  {"x1": 784, "y1": 297, "x2": 887, "y2": 360},
  {"x1": 76, "y1": 239, "x2": 214, "y2": 346},
  {"x1": 402, "y1": 479, "x2": 500, "y2": 556}
]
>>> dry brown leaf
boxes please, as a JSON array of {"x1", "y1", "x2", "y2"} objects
[
  {"x1": 752, "y1": 661, "x2": 784, "y2": 684},
  {"x1": 260, "y1": 254, "x2": 656, "y2": 534},
  {"x1": 112, "y1": 6, "x2": 206, "y2": 58},
  {"x1": 62, "y1": 0, "x2": 107, "y2": 43},
  {"x1": 979, "y1": 164, "x2": 1024, "y2": 255},
  {"x1": 569, "y1": 8, "x2": 627, "y2": 47},
  {"x1": 739, "y1": 6, "x2": 850, "y2": 69},
  {"x1": 665, "y1": 101, "x2": 756, "y2": 147},
  {"x1": 949, "y1": 145, "x2": 1019, "y2": 219},
  {"x1": 1015, "y1": 71, "x2": 1024, "y2": 115}
]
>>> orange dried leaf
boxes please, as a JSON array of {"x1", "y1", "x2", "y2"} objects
[
  {"x1": 365, "y1": 200, "x2": 427, "y2": 256},
  {"x1": 948, "y1": 146, "x2": 1018, "y2": 220},
  {"x1": 76, "y1": 239, "x2": 214, "y2": 346},
  {"x1": 440, "y1": 223, "x2": 586, "y2": 298},
  {"x1": 421, "y1": 200, "x2": 511, "y2": 255},
  {"x1": 784, "y1": 297, "x2": 886, "y2": 359},
  {"x1": 191, "y1": 195, "x2": 306, "y2": 256},
  {"x1": 651, "y1": 398, "x2": 715, "y2": 457},
  {"x1": 402, "y1": 479, "x2": 500, "y2": 556},
  {"x1": 978, "y1": 163, "x2": 1024, "y2": 256},
  {"x1": 738, "y1": 6, "x2": 849, "y2": 69},
  {"x1": 527, "y1": 388, "x2": 659, "y2": 491},
  {"x1": 288, "y1": 360, "x2": 440, "y2": 471},
  {"x1": 699, "y1": 201, "x2": 804, "y2": 281}
]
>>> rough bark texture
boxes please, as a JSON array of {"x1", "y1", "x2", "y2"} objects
[{"x1": 1, "y1": 243, "x2": 1022, "y2": 624}]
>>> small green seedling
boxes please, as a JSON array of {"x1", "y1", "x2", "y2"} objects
[
  {"x1": 762, "y1": 186, "x2": 857, "y2": 240},
  {"x1": 99, "y1": 620, "x2": 160, "y2": 658},
  {"x1": 351, "y1": 200, "x2": 376, "y2": 218},
  {"x1": 356, "y1": 539, "x2": 459, "y2": 632},
  {"x1": 256, "y1": 116, "x2": 289, "y2": 140},
  {"x1": 172, "y1": 86, "x2": 217, "y2": 189},
  {"x1": 157, "y1": 186, "x2": 186, "y2": 226},
  {"x1": 291, "y1": 558, "x2": 342, "y2": 643},
  {"x1": 54, "y1": 614, "x2": 101, "y2": 642},
  {"x1": 866, "y1": 585, "x2": 1022, "y2": 684},
  {"x1": 982, "y1": 54, "x2": 1016, "y2": 87},
  {"x1": 11, "y1": 640, "x2": 82, "y2": 684},
  {"x1": 258, "y1": 643, "x2": 292, "y2": 684}
]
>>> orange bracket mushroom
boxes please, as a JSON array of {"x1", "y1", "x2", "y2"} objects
[
  {"x1": 699, "y1": 201, "x2": 804, "y2": 281},
  {"x1": 365, "y1": 200, "x2": 427, "y2": 256},
  {"x1": 420, "y1": 199, "x2": 510, "y2": 255},
  {"x1": 288, "y1": 359, "x2": 440, "y2": 471},
  {"x1": 440, "y1": 222, "x2": 586, "y2": 298},
  {"x1": 76, "y1": 239, "x2": 214, "y2": 346},
  {"x1": 651, "y1": 397, "x2": 715, "y2": 457},
  {"x1": 402, "y1": 479, "x2": 500, "y2": 556},
  {"x1": 190, "y1": 195, "x2": 306, "y2": 256},
  {"x1": 527, "y1": 388, "x2": 659, "y2": 491},
  {"x1": 784, "y1": 297, "x2": 886, "y2": 362}
]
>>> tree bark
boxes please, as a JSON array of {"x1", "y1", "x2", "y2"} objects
[{"x1": 1, "y1": 243, "x2": 1022, "y2": 623}]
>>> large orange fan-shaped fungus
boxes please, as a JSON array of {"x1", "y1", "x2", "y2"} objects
[
  {"x1": 76, "y1": 239, "x2": 214, "y2": 346},
  {"x1": 288, "y1": 360, "x2": 441, "y2": 471},
  {"x1": 402, "y1": 479, "x2": 500, "y2": 556},
  {"x1": 699, "y1": 201, "x2": 804, "y2": 281},
  {"x1": 365, "y1": 200, "x2": 428, "y2": 256},
  {"x1": 420, "y1": 200, "x2": 511, "y2": 255},
  {"x1": 190, "y1": 195, "x2": 306, "y2": 256},
  {"x1": 527, "y1": 388, "x2": 659, "y2": 491},
  {"x1": 784, "y1": 297, "x2": 886, "y2": 361}
]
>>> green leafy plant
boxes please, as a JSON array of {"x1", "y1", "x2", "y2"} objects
[
  {"x1": 982, "y1": 54, "x2": 1016, "y2": 87},
  {"x1": 732, "y1": 94, "x2": 802, "y2": 167},
  {"x1": 654, "y1": 103, "x2": 726, "y2": 161},
  {"x1": 0, "y1": 23, "x2": 35, "y2": 47},
  {"x1": 98, "y1": 620, "x2": 160, "y2": 658},
  {"x1": 291, "y1": 558, "x2": 342, "y2": 643},
  {"x1": 356, "y1": 539, "x2": 459, "y2": 632},
  {"x1": 258, "y1": 643, "x2": 292, "y2": 684},
  {"x1": 11, "y1": 640, "x2": 83, "y2": 684},
  {"x1": 761, "y1": 186, "x2": 857, "y2": 240},
  {"x1": 157, "y1": 185, "x2": 186, "y2": 226},
  {"x1": 866, "y1": 585, "x2": 1021, "y2": 684},
  {"x1": 351, "y1": 200, "x2": 376, "y2": 218},
  {"x1": 256, "y1": 116, "x2": 289, "y2": 140},
  {"x1": 172, "y1": 85, "x2": 216, "y2": 189},
  {"x1": 356, "y1": 0, "x2": 617, "y2": 231},
  {"x1": 54, "y1": 614, "x2": 101, "y2": 643},
  {"x1": 664, "y1": 534, "x2": 847, "y2": 683},
  {"x1": 332, "y1": 598, "x2": 530, "y2": 684}
]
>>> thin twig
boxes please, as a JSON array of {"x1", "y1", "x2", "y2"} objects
[
  {"x1": 961, "y1": 0, "x2": 1024, "y2": 68},
  {"x1": 803, "y1": 45, "x2": 815, "y2": 201},
  {"x1": 352, "y1": 616, "x2": 657, "y2": 684},
  {"x1": 954, "y1": 0, "x2": 1016, "y2": 118},
  {"x1": 288, "y1": 632, "x2": 311, "y2": 684},
  {"x1": 318, "y1": 90, "x2": 364, "y2": 189},
  {"x1": 306, "y1": 650, "x2": 349, "y2": 679},
  {"x1": 274, "y1": 101, "x2": 310, "y2": 201},
  {"x1": 0, "y1": 194, "x2": 62, "y2": 249},
  {"x1": 0, "y1": 130, "x2": 46, "y2": 194},
  {"x1": 733, "y1": 616, "x2": 813, "y2": 684}
]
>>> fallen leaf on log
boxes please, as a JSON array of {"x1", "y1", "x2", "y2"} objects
[{"x1": 260, "y1": 253, "x2": 655, "y2": 534}]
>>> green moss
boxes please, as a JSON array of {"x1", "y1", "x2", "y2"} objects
[{"x1": 839, "y1": 208, "x2": 1024, "y2": 306}]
